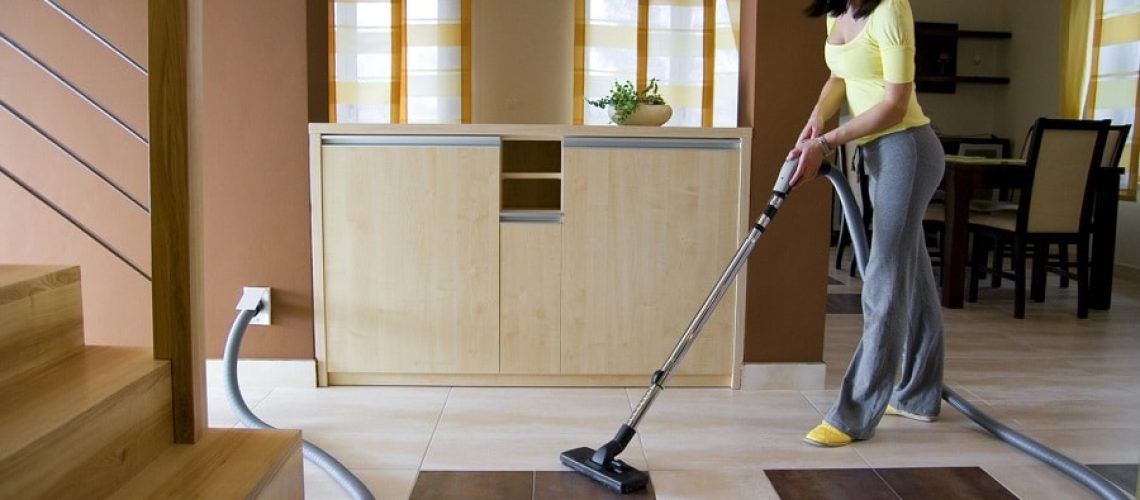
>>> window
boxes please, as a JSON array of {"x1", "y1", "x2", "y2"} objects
[
  {"x1": 332, "y1": 0, "x2": 470, "y2": 124},
  {"x1": 1082, "y1": 0, "x2": 1139, "y2": 199},
  {"x1": 574, "y1": 0, "x2": 740, "y2": 127}
]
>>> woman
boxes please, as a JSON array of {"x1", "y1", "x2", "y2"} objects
[{"x1": 788, "y1": 0, "x2": 945, "y2": 447}]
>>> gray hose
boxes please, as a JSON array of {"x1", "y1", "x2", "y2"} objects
[
  {"x1": 223, "y1": 307, "x2": 376, "y2": 500},
  {"x1": 820, "y1": 164, "x2": 1132, "y2": 500}
]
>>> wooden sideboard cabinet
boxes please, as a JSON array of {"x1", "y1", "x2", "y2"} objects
[{"x1": 310, "y1": 124, "x2": 751, "y2": 387}]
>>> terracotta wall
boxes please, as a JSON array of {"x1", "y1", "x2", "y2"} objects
[
  {"x1": 738, "y1": 0, "x2": 832, "y2": 362},
  {"x1": 196, "y1": 0, "x2": 324, "y2": 358},
  {"x1": 0, "y1": 0, "x2": 152, "y2": 346}
]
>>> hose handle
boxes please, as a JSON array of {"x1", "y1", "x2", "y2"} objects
[
  {"x1": 773, "y1": 157, "x2": 798, "y2": 195},
  {"x1": 774, "y1": 157, "x2": 833, "y2": 196}
]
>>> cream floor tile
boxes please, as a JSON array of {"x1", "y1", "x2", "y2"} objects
[
  {"x1": 1025, "y1": 428, "x2": 1140, "y2": 464},
  {"x1": 434, "y1": 387, "x2": 638, "y2": 434},
  {"x1": 629, "y1": 391, "x2": 867, "y2": 470},
  {"x1": 979, "y1": 398, "x2": 1140, "y2": 430},
  {"x1": 626, "y1": 389, "x2": 824, "y2": 426},
  {"x1": 944, "y1": 357, "x2": 1097, "y2": 378},
  {"x1": 851, "y1": 426, "x2": 1037, "y2": 468},
  {"x1": 952, "y1": 374, "x2": 1139, "y2": 402},
  {"x1": 247, "y1": 386, "x2": 449, "y2": 429},
  {"x1": 206, "y1": 385, "x2": 273, "y2": 428},
  {"x1": 1065, "y1": 355, "x2": 1140, "y2": 377},
  {"x1": 421, "y1": 430, "x2": 650, "y2": 471},
  {"x1": 300, "y1": 430, "x2": 436, "y2": 469},
  {"x1": 649, "y1": 469, "x2": 778, "y2": 500},
  {"x1": 423, "y1": 387, "x2": 649, "y2": 471},
  {"x1": 302, "y1": 466, "x2": 417, "y2": 500},
  {"x1": 638, "y1": 429, "x2": 870, "y2": 471},
  {"x1": 983, "y1": 464, "x2": 1100, "y2": 500}
]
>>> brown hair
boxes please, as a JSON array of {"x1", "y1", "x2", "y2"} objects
[{"x1": 804, "y1": 0, "x2": 882, "y2": 19}]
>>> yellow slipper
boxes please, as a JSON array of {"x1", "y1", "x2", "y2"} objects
[
  {"x1": 885, "y1": 405, "x2": 938, "y2": 422},
  {"x1": 803, "y1": 421, "x2": 852, "y2": 447}
]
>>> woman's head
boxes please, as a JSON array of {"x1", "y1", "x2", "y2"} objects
[{"x1": 804, "y1": 0, "x2": 882, "y2": 18}]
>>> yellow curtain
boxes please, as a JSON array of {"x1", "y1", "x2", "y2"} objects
[
  {"x1": 1082, "y1": 0, "x2": 1140, "y2": 199},
  {"x1": 574, "y1": 0, "x2": 739, "y2": 126},
  {"x1": 330, "y1": 0, "x2": 470, "y2": 124},
  {"x1": 1059, "y1": 0, "x2": 1093, "y2": 119}
]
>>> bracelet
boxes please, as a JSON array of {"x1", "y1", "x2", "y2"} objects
[{"x1": 815, "y1": 135, "x2": 834, "y2": 157}]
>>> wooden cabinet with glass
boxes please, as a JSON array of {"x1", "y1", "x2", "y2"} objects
[{"x1": 309, "y1": 124, "x2": 751, "y2": 387}]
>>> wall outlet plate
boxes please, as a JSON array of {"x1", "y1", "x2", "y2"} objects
[{"x1": 240, "y1": 286, "x2": 271, "y2": 325}]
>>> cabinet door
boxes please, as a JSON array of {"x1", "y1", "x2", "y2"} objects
[
  {"x1": 320, "y1": 137, "x2": 500, "y2": 374},
  {"x1": 561, "y1": 138, "x2": 742, "y2": 376}
]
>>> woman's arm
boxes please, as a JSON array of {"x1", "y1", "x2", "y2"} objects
[
  {"x1": 819, "y1": 81, "x2": 911, "y2": 147},
  {"x1": 788, "y1": 81, "x2": 911, "y2": 187},
  {"x1": 798, "y1": 75, "x2": 848, "y2": 143}
]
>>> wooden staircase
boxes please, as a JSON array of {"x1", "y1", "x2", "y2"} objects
[{"x1": 0, "y1": 265, "x2": 303, "y2": 499}]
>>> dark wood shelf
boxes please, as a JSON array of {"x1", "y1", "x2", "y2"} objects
[{"x1": 915, "y1": 22, "x2": 1011, "y2": 93}]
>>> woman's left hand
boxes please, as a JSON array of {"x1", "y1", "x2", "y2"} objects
[{"x1": 786, "y1": 138, "x2": 826, "y2": 189}]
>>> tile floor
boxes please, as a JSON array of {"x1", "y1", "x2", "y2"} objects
[{"x1": 208, "y1": 257, "x2": 1140, "y2": 499}]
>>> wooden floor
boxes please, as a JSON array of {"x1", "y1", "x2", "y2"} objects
[{"x1": 208, "y1": 251, "x2": 1140, "y2": 499}]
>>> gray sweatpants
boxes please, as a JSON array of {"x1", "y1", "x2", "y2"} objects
[{"x1": 825, "y1": 124, "x2": 946, "y2": 440}]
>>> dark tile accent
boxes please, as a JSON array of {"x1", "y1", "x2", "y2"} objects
[
  {"x1": 410, "y1": 471, "x2": 533, "y2": 500},
  {"x1": 765, "y1": 469, "x2": 898, "y2": 500},
  {"x1": 1088, "y1": 464, "x2": 1139, "y2": 495},
  {"x1": 827, "y1": 293, "x2": 863, "y2": 314},
  {"x1": 829, "y1": 277, "x2": 844, "y2": 285},
  {"x1": 876, "y1": 467, "x2": 1017, "y2": 500},
  {"x1": 534, "y1": 471, "x2": 655, "y2": 499}
]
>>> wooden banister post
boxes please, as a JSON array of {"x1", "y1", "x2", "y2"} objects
[{"x1": 150, "y1": 0, "x2": 203, "y2": 444}]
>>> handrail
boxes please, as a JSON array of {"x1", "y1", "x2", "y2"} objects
[
  {"x1": 0, "y1": 32, "x2": 148, "y2": 144},
  {"x1": 0, "y1": 100, "x2": 150, "y2": 213},
  {"x1": 0, "y1": 163, "x2": 151, "y2": 280},
  {"x1": 42, "y1": 0, "x2": 148, "y2": 74}
]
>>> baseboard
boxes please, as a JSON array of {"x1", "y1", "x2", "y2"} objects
[
  {"x1": 1115, "y1": 263, "x2": 1140, "y2": 284},
  {"x1": 739, "y1": 362, "x2": 826, "y2": 390},
  {"x1": 205, "y1": 359, "x2": 317, "y2": 388}
]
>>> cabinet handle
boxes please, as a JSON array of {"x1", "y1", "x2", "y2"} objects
[
  {"x1": 500, "y1": 211, "x2": 563, "y2": 223},
  {"x1": 322, "y1": 135, "x2": 501, "y2": 148},
  {"x1": 563, "y1": 137, "x2": 739, "y2": 150}
]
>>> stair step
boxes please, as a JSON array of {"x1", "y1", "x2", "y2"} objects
[
  {"x1": 0, "y1": 265, "x2": 85, "y2": 384},
  {"x1": 109, "y1": 428, "x2": 304, "y2": 500},
  {"x1": 0, "y1": 346, "x2": 171, "y2": 499}
]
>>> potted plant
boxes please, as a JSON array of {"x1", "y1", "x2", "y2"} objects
[{"x1": 587, "y1": 78, "x2": 673, "y2": 126}]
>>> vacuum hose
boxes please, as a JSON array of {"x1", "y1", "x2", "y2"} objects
[
  {"x1": 223, "y1": 303, "x2": 376, "y2": 500},
  {"x1": 821, "y1": 164, "x2": 1132, "y2": 500}
]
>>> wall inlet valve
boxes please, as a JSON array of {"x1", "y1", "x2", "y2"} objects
[{"x1": 237, "y1": 286, "x2": 271, "y2": 325}]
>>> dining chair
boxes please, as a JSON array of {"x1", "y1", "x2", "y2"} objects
[
  {"x1": 967, "y1": 118, "x2": 1110, "y2": 319},
  {"x1": 1047, "y1": 122, "x2": 1132, "y2": 288}
]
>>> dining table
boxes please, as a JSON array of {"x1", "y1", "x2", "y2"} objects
[{"x1": 939, "y1": 155, "x2": 1122, "y2": 310}]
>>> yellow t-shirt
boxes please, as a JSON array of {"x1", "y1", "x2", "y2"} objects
[{"x1": 824, "y1": 0, "x2": 929, "y2": 145}]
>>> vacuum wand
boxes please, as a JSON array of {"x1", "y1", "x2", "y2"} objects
[{"x1": 559, "y1": 157, "x2": 803, "y2": 494}]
